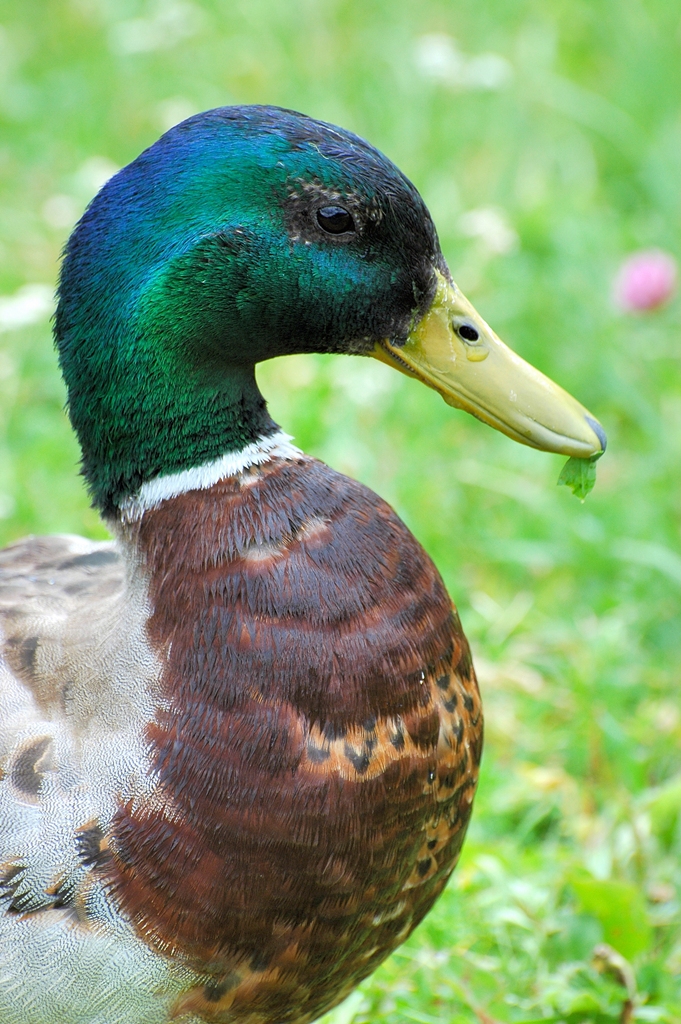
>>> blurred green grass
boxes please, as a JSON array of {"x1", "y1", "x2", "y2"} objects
[{"x1": 0, "y1": 0, "x2": 680, "y2": 1020}]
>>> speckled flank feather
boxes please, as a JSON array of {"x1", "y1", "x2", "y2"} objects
[
  {"x1": 0, "y1": 456, "x2": 482, "y2": 1024},
  {"x1": 0, "y1": 535, "x2": 199, "y2": 1023}
]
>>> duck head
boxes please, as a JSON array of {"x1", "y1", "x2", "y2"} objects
[{"x1": 56, "y1": 105, "x2": 605, "y2": 515}]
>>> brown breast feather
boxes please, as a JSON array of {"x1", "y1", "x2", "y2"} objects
[{"x1": 110, "y1": 456, "x2": 483, "y2": 1024}]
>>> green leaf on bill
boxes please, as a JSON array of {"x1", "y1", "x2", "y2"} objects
[{"x1": 558, "y1": 455, "x2": 599, "y2": 501}]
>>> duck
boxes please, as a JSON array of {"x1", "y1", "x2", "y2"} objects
[{"x1": 0, "y1": 105, "x2": 606, "y2": 1024}]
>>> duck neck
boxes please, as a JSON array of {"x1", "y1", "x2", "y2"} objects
[{"x1": 73, "y1": 361, "x2": 278, "y2": 517}]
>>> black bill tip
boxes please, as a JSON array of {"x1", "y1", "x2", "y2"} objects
[{"x1": 586, "y1": 415, "x2": 607, "y2": 454}]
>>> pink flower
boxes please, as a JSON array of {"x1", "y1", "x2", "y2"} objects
[{"x1": 614, "y1": 249, "x2": 678, "y2": 312}]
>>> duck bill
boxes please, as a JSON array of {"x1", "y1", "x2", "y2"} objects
[{"x1": 373, "y1": 271, "x2": 606, "y2": 458}]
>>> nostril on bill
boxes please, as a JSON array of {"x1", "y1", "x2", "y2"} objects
[{"x1": 457, "y1": 323, "x2": 479, "y2": 342}]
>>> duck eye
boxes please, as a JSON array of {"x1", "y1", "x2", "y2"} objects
[
  {"x1": 316, "y1": 206, "x2": 355, "y2": 235},
  {"x1": 458, "y1": 323, "x2": 479, "y2": 342}
]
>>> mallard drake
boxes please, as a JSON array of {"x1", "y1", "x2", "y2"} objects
[{"x1": 0, "y1": 106, "x2": 605, "y2": 1024}]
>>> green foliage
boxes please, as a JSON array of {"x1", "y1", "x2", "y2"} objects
[
  {"x1": 646, "y1": 776, "x2": 681, "y2": 851},
  {"x1": 558, "y1": 454, "x2": 599, "y2": 501},
  {"x1": 570, "y1": 878, "x2": 651, "y2": 960},
  {"x1": 0, "y1": 0, "x2": 679, "y2": 1020}
]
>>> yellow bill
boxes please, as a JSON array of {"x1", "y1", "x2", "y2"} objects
[{"x1": 374, "y1": 271, "x2": 606, "y2": 459}]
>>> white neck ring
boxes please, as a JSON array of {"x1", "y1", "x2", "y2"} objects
[{"x1": 118, "y1": 430, "x2": 302, "y2": 522}]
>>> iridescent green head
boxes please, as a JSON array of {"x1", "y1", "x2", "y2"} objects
[
  {"x1": 56, "y1": 104, "x2": 605, "y2": 515},
  {"x1": 56, "y1": 105, "x2": 445, "y2": 513}
]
